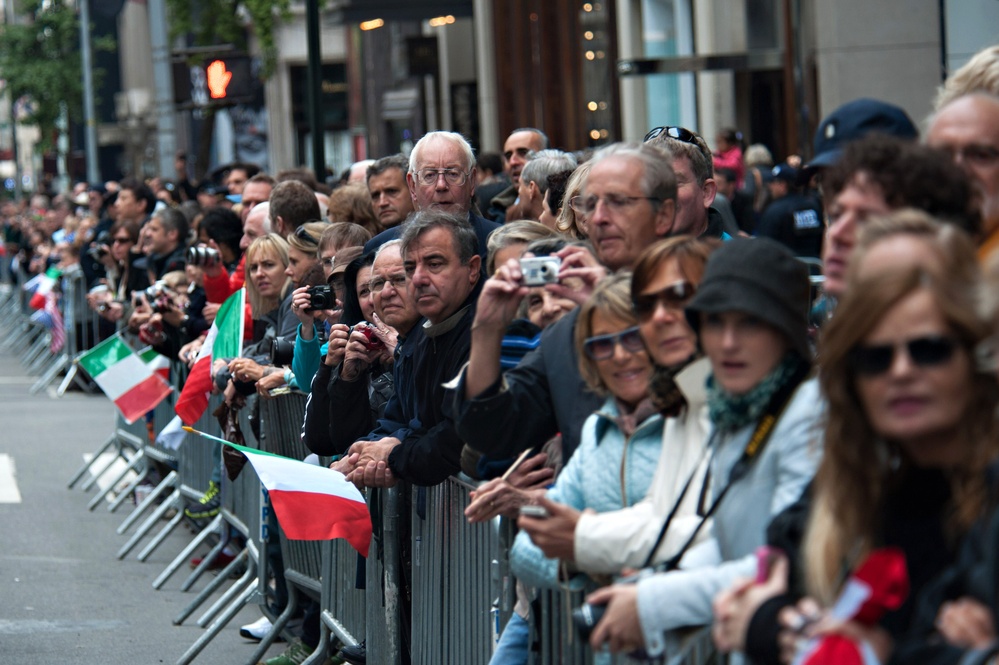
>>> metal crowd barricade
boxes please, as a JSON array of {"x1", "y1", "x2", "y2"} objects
[
  {"x1": 176, "y1": 399, "x2": 263, "y2": 665},
  {"x1": 410, "y1": 476, "x2": 505, "y2": 665},
  {"x1": 246, "y1": 391, "x2": 325, "y2": 664},
  {"x1": 530, "y1": 586, "x2": 717, "y2": 665},
  {"x1": 32, "y1": 266, "x2": 100, "y2": 395}
]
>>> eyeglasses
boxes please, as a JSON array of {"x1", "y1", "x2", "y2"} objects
[
  {"x1": 370, "y1": 274, "x2": 408, "y2": 293},
  {"x1": 633, "y1": 280, "x2": 696, "y2": 318},
  {"x1": 294, "y1": 226, "x2": 319, "y2": 245},
  {"x1": 850, "y1": 335, "x2": 958, "y2": 377},
  {"x1": 937, "y1": 144, "x2": 999, "y2": 167},
  {"x1": 583, "y1": 325, "x2": 646, "y2": 360},
  {"x1": 320, "y1": 256, "x2": 336, "y2": 269},
  {"x1": 569, "y1": 193, "x2": 660, "y2": 215},
  {"x1": 415, "y1": 168, "x2": 470, "y2": 187},
  {"x1": 112, "y1": 237, "x2": 132, "y2": 244},
  {"x1": 644, "y1": 126, "x2": 699, "y2": 145}
]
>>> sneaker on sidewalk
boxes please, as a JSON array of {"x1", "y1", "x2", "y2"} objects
[
  {"x1": 259, "y1": 638, "x2": 314, "y2": 665},
  {"x1": 240, "y1": 615, "x2": 275, "y2": 641},
  {"x1": 184, "y1": 480, "x2": 221, "y2": 522}
]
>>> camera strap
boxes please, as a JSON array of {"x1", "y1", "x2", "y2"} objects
[{"x1": 641, "y1": 362, "x2": 810, "y2": 572}]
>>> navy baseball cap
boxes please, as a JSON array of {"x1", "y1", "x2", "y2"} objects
[
  {"x1": 770, "y1": 163, "x2": 799, "y2": 183},
  {"x1": 807, "y1": 98, "x2": 918, "y2": 170}
]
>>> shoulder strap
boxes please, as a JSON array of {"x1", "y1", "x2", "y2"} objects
[{"x1": 641, "y1": 363, "x2": 810, "y2": 571}]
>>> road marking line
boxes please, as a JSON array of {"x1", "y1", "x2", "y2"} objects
[{"x1": 0, "y1": 453, "x2": 23, "y2": 503}]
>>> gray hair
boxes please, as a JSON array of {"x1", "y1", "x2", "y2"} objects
[
  {"x1": 587, "y1": 142, "x2": 678, "y2": 208},
  {"x1": 374, "y1": 238, "x2": 404, "y2": 263},
  {"x1": 409, "y1": 131, "x2": 475, "y2": 175},
  {"x1": 400, "y1": 210, "x2": 478, "y2": 265},
  {"x1": 520, "y1": 150, "x2": 578, "y2": 194},
  {"x1": 646, "y1": 130, "x2": 714, "y2": 185}
]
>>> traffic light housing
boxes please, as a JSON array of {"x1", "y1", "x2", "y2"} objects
[{"x1": 173, "y1": 55, "x2": 256, "y2": 108}]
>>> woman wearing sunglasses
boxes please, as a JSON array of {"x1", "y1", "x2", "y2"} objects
[
  {"x1": 481, "y1": 274, "x2": 659, "y2": 665},
  {"x1": 713, "y1": 213, "x2": 999, "y2": 665},
  {"x1": 584, "y1": 238, "x2": 822, "y2": 657}
]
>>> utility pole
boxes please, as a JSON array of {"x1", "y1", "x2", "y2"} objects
[
  {"x1": 148, "y1": 0, "x2": 176, "y2": 177},
  {"x1": 79, "y1": 0, "x2": 99, "y2": 183}
]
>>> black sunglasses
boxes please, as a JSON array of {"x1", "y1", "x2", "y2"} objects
[
  {"x1": 294, "y1": 225, "x2": 319, "y2": 245},
  {"x1": 850, "y1": 335, "x2": 958, "y2": 377},
  {"x1": 633, "y1": 281, "x2": 696, "y2": 318},
  {"x1": 644, "y1": 126, "x2": 699, "y2": 144}
]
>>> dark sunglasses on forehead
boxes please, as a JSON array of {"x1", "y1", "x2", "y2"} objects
[
  {"x1": 644, "y1": 126, "x2": 699, "y2": 144},
  {"x1": 632, "y1": 280, "x2": 696, "y2": 318},
  {"x1": 849, "y1": 335, "x2": 959, "y2": 377},
  {"x1": 583, "y1": 326, "x2": 646, "y2": 361},
  {"x1": 294, "y1": 225, "x2": 320, "y2": 245}
]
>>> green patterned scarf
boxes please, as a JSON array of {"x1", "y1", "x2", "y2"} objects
[{"x1": 707, "y1": 354, "x2": 805, "y2": 432}]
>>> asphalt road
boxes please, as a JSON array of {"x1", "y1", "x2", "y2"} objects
[{"x1": 0, "y1": 348, "x2": 289, "y2": 665}]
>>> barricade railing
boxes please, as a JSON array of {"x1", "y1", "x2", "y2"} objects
[
  {"x1": 176, "y1": 397, "x2": 264, "y2": 665},
  {"x1": 31, "y1": 266, "x2": 101, "y2": 395},
  {"x1": 410, "y1": 476, "x2": 505, "y2": 664}
]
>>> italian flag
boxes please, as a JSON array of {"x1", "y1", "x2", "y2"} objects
[
  {"x1": 78, "y1": 336, "x2": 174, "y2": 424},
  {"x1": 188, "y1": 433, "x2": 372, "y2": 556},
  {"x1": 175, "y1": 289, "x2": 245, "y2": 425},
  {"x1": 139, "y1": 346, "x2": 171, "y2": 383},
  {"x1": 25, "y1": 266, "x2": 60, "y2": 311}
]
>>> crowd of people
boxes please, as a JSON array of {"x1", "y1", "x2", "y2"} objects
[{"x1": 5, "y1": 42, "x2": 999, "y2": 665}]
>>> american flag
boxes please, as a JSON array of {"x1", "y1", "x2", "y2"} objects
[{"x1": 44, "y1": 290, "x2": 65, "y2": 353}]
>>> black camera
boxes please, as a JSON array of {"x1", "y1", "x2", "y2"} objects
[
  {"x1": 87, "y1": 230, "x2": 112, "y2": 261},
  {"x1": 571, "y1": 602, "x2": 605, "y2": 641},
  {"x1": 270, "y1": 337, "x2": 295, "y2": 366},
  {"x1": 186, "y1": 246, "x2": 220, "y2": 268},
  {"x1": 306, "y1": 285, "x2": 335, "y2": 311}
]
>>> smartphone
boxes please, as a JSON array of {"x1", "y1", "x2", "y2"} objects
[{"x1": 519, "y1": 505, "x2": 549, "y2": 519}]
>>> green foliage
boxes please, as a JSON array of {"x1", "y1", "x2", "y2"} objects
[
  {"x1": 165, "y1": 0, "x2": 291, "y2": 77},
  {"x1": 0, "y1": 0, "x2": 113, "y2": 148}
]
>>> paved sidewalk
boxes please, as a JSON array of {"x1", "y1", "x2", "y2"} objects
[{"x1": 0, "y1": 349, "x2": 290, "y2": 665}]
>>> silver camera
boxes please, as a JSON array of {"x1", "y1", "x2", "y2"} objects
[{"x1": 520, "y1": 256, "x2": 561, "y2": 286}]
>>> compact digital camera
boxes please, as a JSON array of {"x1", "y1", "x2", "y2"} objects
[
  {"x1": 520, "y1": 256, "x2": 561, "y2": 286},
  {"x1": 306, "y1": 285, "x2": 335, "y2": 311}
]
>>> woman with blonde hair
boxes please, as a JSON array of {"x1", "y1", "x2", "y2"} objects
[{"x1": 556, "y1": 161, "x2": 593, "y2": 239}]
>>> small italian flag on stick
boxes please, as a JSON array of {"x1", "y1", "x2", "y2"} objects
[
  {"x1": 184, "y1": 426, "x2": 372, "y2": 557},
  {"x1": 78, "y1": 336, "x2": 173, "y2": 424}
]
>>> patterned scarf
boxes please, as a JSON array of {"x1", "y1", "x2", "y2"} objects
[{"x1": 707, "y1": 354, "x2": 805, "y2": 432}]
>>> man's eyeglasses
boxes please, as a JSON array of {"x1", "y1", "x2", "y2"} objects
[
  {"x1": 320, "y1": 256, "x2": 336, "y2": 270},
  {"x1": 937, "y1": 144, "x2": 999, "y2": 167},
  {"x1": 294, "y1": 226, "x2": 320, "y2": 245},
  {"x1": 583, "y1": 326, "x2": 646, "y2": 361},
  {"x1": 850, "y1": 335, "x2": 958, "y2": 377},
  {"x1": 415, "y1": 169, "x2": 470, "y2": 187},
  {"x1": 370, "y1": 274, "x2": 408, "y2": 293},
  {"x1": 569, "y1": 193, "x2": 660, "y2": 216},
  {"x1": 632, "y1": 281, "x2": 696, "y2": 318}
]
